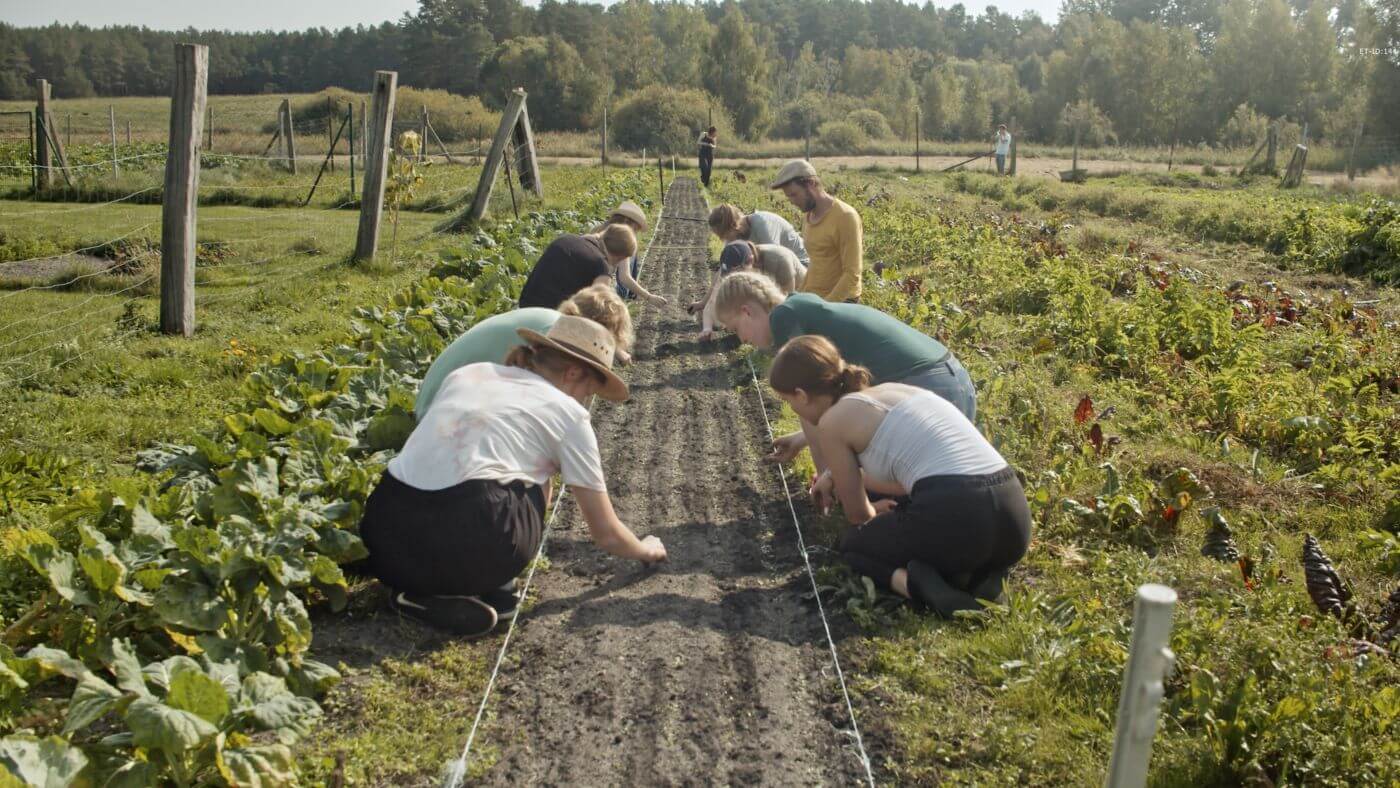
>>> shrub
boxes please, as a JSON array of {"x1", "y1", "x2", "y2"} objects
[
  {"x1": 269, "y1": 88, "x2": 499, "y2": 144},
  {"x1": 612, "y1": 85, "x2": 731, "y2": 155},
  {"x1": 770, "y1": 92, "x2": 863, "y2": 139},
  {"x1": 848, "y1": 108, "x2": 893, "y2": 139},
  {"x1": 816, "y1": 120, "x2": 868, "y2": 154}
]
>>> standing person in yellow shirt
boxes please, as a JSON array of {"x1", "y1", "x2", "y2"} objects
[{"x1": 769, "y1": 160, "x2": 863, "y2": 303}]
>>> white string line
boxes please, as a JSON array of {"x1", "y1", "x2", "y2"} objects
[
  {"x1": 444, "y1": 191, "x2": 667, "y2": 788},
  {"x1": 0, "y1": 222, "x2": 154, "y2": 273},
  {"x1": 0, "y1": 265, "x2": 156, "y2": 343},
  {"x1": 0, "y1": 186, "x2": 162, "y2": 218},
  {"x1": 745, "y1": 354, "x2": 877, "y2": 787},
  {"x1": 0, "y1": 152, "x2": 167, "y2": 171}
]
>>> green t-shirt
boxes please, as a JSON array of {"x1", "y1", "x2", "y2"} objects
[
  {"x1": 415, "y1": 308, "x2": 561, "y2": 420},
  {"x1": 768, "y1": 293, "x2": 950, "y2": 383}
]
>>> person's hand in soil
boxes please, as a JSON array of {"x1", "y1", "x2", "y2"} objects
[
  {"x1": 687, "y1": 300, "x2": 706, "y2": 316},
  {"x1": 809, "y1": 470, "x2": 835, "y2": 515},
  {"x1": 637, "y1": 535, "x2": 667, "y2": 564},
  {"x1": 698, "y1": 328, "x2": 716, "y2": 342},
  {"x1": 767, "y1": 431, "x2": 808, "y2": 463},
  {"x1": 647, "y1": 293, "x2": 669, "y2": 308},
  {"x1": 616, "y1": 348, "x2": 632, "y2": 366}
]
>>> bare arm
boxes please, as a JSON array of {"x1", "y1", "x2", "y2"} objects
[
  {"x1": 800, "y1": 416, "x2": 829, "y2": 475},
  {"x1": 572, "y1": 487, "x2": 666, "y2": 563},
  {"x1": 818, "y1": 426, "x2": 876, "y2": 524},
  {"x1": 699, "y1": 270, "x2": 723, "y2": 335},
  {"x1": 617, "y1": 260, "x2": 667, "y2": 307}
]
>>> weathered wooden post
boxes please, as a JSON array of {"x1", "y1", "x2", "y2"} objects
[
  {"x1": 348, "y1": 103, "x2": 356, "y2": 196},
  {"x1": 1347, "y1": 122, "x2": 1364, "y2": 181},
  {"x1": 354, "y1": 71, "x2": 397, "y2": 262},
  {"x1": 601, "y1": 104, "x2": 608, "y2": 171},
  {"x1": 1009, "y1": 116, "x2": 1018, "y2": 176},
  {"x1": 65, "y1": 113, "x2": 71, "y2": 149},
  {"x1": 109, "y1": 105, "x2": 118, "y2": 176},
  {"x1": 456, "y1": 89, "x2": 540, "y2": 228},
  {"x1": 1105, "y1": 584, "x2": 1177, "y2": 788},
  {"x1": 35, "y1": 79, "x2": 52, "y2": 188},
  {"x1": 279, "y1": 98, "x2": 296, "y2": 173},
  {"x1": 1265, "y1": 123, "x2": 1277, "y2": 173},
  {"x1": 420, "y1": 105, "x2": 429, "y2": 163},
  {"x1": 26, "y1": 110, "x2": 35, "y2": 195},
  {"x1": 126, "y1": 120, "x2": 131, "y2": 145},
  {"x1": 915, "y1": 108, "x2": 921, "y2": 173},
  {"x1": 327, "y1": 95, "x2": 335, "y2": 171},
  {"x1": 160, "y1": 43, "x2": 208, "y2": 337}
]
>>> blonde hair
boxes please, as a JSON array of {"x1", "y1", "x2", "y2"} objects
[
  {"x1": 598, "y1": 224, "x2": 637, "y2": 259},
  {"x1": 559, "y1": 283, "x2": 634, "y2": 352},
  {"x1": 769, "y1": 335, "x2": 871, "y2": 399},
  {"x1": 714, "y1": 270, "x2": 785, "y2": 319},
  {"x1": 708, "y1": 204, "x2": 743, "y2": 237}
]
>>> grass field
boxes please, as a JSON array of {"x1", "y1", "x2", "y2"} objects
[{"x1": 0, "y1": 139, "x2": 1396, "y2": 785}]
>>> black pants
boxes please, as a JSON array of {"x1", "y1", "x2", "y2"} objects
[
  {"x1": 839, "y1": 466, "x2": 1031, "y2": 593},
  {"x1": 359, "y1": 471, "x2": 545, "y2": 597},
  {"x1": 698, "y1": 149, "x2": 713, "y2": 187}
]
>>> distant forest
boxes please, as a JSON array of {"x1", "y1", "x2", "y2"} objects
[{"x1": 2, "y1": 0, "x2": 1398, "y2": 147}]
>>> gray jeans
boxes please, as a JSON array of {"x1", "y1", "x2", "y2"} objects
[{"x1": 899, "y1": 357, "x2": 977, "y2": 422}]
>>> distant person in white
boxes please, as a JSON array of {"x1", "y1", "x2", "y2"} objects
[{"x1": 994, "y1": 124, "x2": 1012, "y2": 176}]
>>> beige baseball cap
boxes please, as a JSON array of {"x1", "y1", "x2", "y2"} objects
[
  {"x1": 609, "y1": 201, "x2": 648, "y2": 231},
  {"x1": 769, "y1": 159, "x2": 817, "y2": 189},
  {"x1": 517, "y1": 315, "x2": 629, "y2": 401}
]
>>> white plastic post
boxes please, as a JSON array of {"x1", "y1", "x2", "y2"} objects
[{"x1": 1105, "y1": 584, "x2": 1177, "y2": 788}]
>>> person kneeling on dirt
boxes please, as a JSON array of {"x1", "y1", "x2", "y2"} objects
[
  {"x1": 691, "y1": 240, "x2": 805, "y2": 341},
  {"x1": 359, "y1": 316, "x2": 667, "y2": 637},
  {"x1": 518, "y1": 224, "x2": 667, "y2": 311},
  {"x1": 591, "y1": 201, "x2": 648, "y2": 301},
  {"x1": 769, "y1": 336, "x2": 1030, "y2": 616},
  {"x1": 714, "y1": 271, "x2": 977, "y2": 468},
  {"x1": 415, "y1": 284, "x2": 635, "y2": 420},
  {"x1": 707, "y1": 203, "x2": 809, "y2": 265}
]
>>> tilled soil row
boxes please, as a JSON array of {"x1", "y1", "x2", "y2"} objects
[{"x1": 476, "y1": 178, "x2": 866, "y2": 785}]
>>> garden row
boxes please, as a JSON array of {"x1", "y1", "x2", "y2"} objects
[
  {"x1": 0, "y1": 169, "x2": 650, "y2": 785},
  {"x1": 714, "y1": 170, "x2": 1399, "y2": 784},
  {"x1": 947, "y1": 172, "x2": 1400, "y2": 285}
]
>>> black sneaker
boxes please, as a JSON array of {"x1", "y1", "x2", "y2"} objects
[
  {"x1": 390, "y1": 592, "x2": 497, "y2": 638},
  {"x1": 480, "y1": 581, "x2": 521, "y2": 623}
]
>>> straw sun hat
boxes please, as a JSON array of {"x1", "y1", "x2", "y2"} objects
[
  {"x1": 609, "y1": 201, "x2": 649, "y2": 231},
  {"x1": 517, "y1": 316, "x2": 629, "y2": 401}
]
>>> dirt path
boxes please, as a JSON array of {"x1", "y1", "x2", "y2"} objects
[{"x1": 471, "y1": 178, "x2": 867, "y2": 784}]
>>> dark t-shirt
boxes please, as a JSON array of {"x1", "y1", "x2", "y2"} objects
[
  {"x1": 769, "y1": 293, "x2": 951, "y2": 383},
  {"x1": 518, "y1": 235, "x2": 610, "y2": 309}
]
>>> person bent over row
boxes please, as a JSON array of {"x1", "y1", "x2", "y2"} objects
[
  {"x1": 714, "y1": 271, "x2": 977, "y2": 468},
  {"x1": 415, "y1": 284, "x2": 635, "y2": 419},
  {"x1": 707, "y1": 204, "x2": 809, "y2": 265},
  {"x1": 692, "y1": 240, "x2": 805, "y2": 341},
  {"x1": 769, "y1": 336, "x2": 1030, "y2": 615},
  {"x1": 359, "y1": 316, "x2": 666, "y2": 636},
  {"x1": 519, "y1": 224, "x2": 666, "y2": 310}
]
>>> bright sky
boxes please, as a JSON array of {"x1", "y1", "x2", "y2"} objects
[{"x1": 0, "y1": 0, "x2": 1061, "y2": 33}]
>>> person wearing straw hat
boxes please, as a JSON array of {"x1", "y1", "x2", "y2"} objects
[
  {"x1": 691, "y1": 240, "x2": 806, "y2": 341},
  {"x1": 593, "y1": 200, "x2": 650, "y2": 301},
  {"x1": 770, "y1": 159, "x2": 864, "y2": 304},
  {"x1": 360, "y1": 315, "x2": 667, "y2": 637}
]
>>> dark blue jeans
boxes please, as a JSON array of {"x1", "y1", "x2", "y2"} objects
[
  {"x1": 615, "y1": 255, "x2": 640, "y2": 300},
  {"x1": 899, "y1": 357, "x2": 977, "y2": 422}
]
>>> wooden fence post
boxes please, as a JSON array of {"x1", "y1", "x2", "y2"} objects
[
  {"x1": 1009, "y1": 116, "x2": 1018, "y2": 176},
  {"x1": 160, "y1": 43, "x2": 208, "y2": 337},
  {"x1": 109, "y1": 105, "x2": 118, "y2": 176},
  {"x1": 1347, "y1": 122, "x2": 1364, "y2": 181},
  {"x1": 27, "y1": 111, "x2": 35, "y2": 195},
  {"x1": 327, "y1": 95, "x2": 335, "y2": 172},
  {"x1": 1105, "y1": 585, "x2": 1177, "y2": 788},
  {"x1": 279, "y1": 98, "x2": 296, "y2": 173},
  {"x1": 601, "y1": 104, "x2": 608, "y2": 170},
  {"x1": 457, "y1": 89, "x2": 535, "y2": 228},
  {"x1": 126, "y1": 120, "x2": 131, "y2": 145},
  {"x1": 915, "y1": 108, "x2": 921, "y2": 173},
  {"x1": 35, "y1": 79, "x2": 52, "y2": 188},
  {"x1": 65, "y1": 113, "x2": 71, "y2": 149},
  {"x1": 354, "y1": 70, "x2": 397, "y2": 262},
  {"x1": 420, "y1": 105, "x2": 429, "y2": 163},
  {"x1": 1265, "y1": 124, "x2": 1277, "y2": 173},
  {"x1": 348, "y1": 103, "x2": 356, "y2": 195}
]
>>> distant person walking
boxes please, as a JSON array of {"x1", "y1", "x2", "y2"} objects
[
  {"x1": 994, "y1": 124, "x2": 1011, "y2": 176},
  {"x1": 697, "y1": 127, "x2": 717, "y2": 187},
  {"x1": 770, "y1": 160, "x2": 863, "y2": 303}
]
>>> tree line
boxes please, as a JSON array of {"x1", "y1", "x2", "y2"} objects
[{"x1": 1, "y1": 0, "x2": 1397, "y2": 149}]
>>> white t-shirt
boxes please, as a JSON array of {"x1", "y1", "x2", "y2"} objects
[
  {"x1": 389, "y1": 363, "x2": 606, "y2": 492},
  {"x1": 995, "y1": 131, "x2": 1011, "y2": 155},
  {"x1": 848, "y1": 388, "x2": 1007, "y2": 492},
  {"x1": 746, "y1": 211, "x2": 810, "y2": 264}
]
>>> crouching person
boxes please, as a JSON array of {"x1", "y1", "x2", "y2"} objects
[
  {"x1": 769, "y1": 336, "x2": 1030, "y2": 616},
  {"x1": 359, "y1": 316, "x2": 667, "y2": 636}
]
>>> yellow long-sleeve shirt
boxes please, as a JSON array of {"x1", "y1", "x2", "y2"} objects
[{"x1": 800, "y1": 198, "x2": 863, "y2": 302}]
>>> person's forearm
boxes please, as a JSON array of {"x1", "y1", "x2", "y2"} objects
[
  {"x1": 799, "y1": 418, "x2": 828, "y2": 474},
  {"x1": 575, "y1": 488, "x2": 650, "y2": 560},
  {"x1": 618, "y1": 266, "x2": 659, "y2": 302}
]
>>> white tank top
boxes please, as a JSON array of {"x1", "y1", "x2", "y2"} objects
[{"x1": 847, "y1": 390, "x2": 1007, "y2": 492}]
